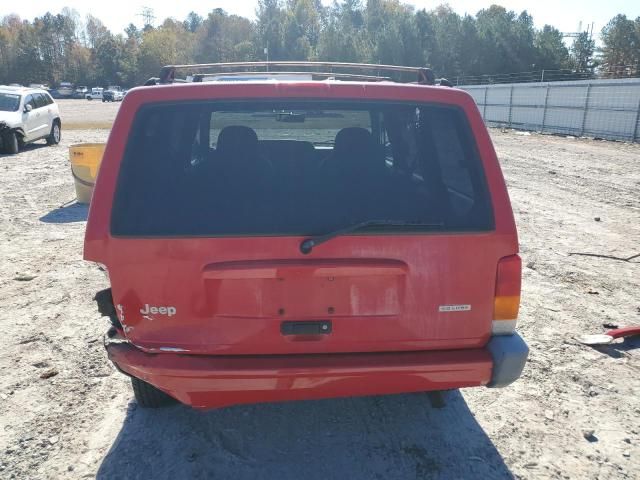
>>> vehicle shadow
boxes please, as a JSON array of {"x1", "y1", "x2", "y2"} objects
[
  {"x1": 40, "y1": 201, "x2": 88, "y2": 223},
  {"x1": 97, "y1": 391, "x2": 513, "y2": 480},
  {"x1": 0, "y1": 141, "x2": 50, "y2": 158}
]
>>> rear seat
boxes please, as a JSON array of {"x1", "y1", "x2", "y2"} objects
[
  {"x1": 317, "y1": 127, "x2": 426, "y2": 223},
  {"x1": 259, "y1": 140, "x2": 316, "y2": 183}
]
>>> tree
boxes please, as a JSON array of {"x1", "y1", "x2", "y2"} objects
[
  {"x1": 283, "y1": 0, "x2": 321, "y2": 59},
  {"x1": 35, "y1": 13, "x2": 77, "y2": 84},
  {"x1": 193, "y1": 9, "x2": 257, "y2": 63},
  {"x1": 137, "y1": 19, "x2": 194, "y2": 83},
  {"x1": 2, "y1": 5, "x2": 640, "y2": 88},
  {"x1": 366, "y1": 0, "x2": 422, "y2": 68},
  {"x1": 14, "y1": 23, "x2": 44, "y2": 84},
  {"x1": 257, "y1": 0, "x2": 286, "y2": 60},
  {"x1": 457, "y1": 15, "x2": 481, "y2": 77},
  {"x1": 600, "y1": 14, "x2": 640, "y2": 72},
  {"x1": 571, "y1": 32, "x2": 595, "y2": 73},
  {"x1": 475, "y1": 6, "x2": 537, "y2": 75},
  {"x1": 94, "y1": 34, "x2": 124, "y2": 84},
  {"x1": 85, "y1": 14, "x2": 110, "y2": 49},
  {"x1": 0, "y1": 15, "x2": 23, "y2": 84},
  {"x1": 184, "y1": 12, "x2": 203, "y2": 33},
  {"x1": 125, "y1": 23, "x2": 141, "y2": 42},
  {"x1": 317, "y1": 0, "x2": 372, "y2": 63},
  {"x1": 420, "y1": 5, "x2": 464, "y2": 76},
  {"x1": 535, "y1": 25, "x2": 569, "y2": 71}
]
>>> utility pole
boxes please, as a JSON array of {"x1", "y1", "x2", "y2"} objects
[
  {"x1": 562, "y1": 20, "x2": 593, "y2": 40},
  {"x1": 138, "y1": 7, "x2": 156, "y2": 28}
]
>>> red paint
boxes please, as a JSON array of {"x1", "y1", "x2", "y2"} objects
[
  {"x1": 607, "y1": 326, "x2": 640, "y2": 339},
  {"x1": 86, "y1": 81, "x2": 519, "y2": 408},
  {"x1": 107, "y1": 338, "x2": 492, "y2": 409}
]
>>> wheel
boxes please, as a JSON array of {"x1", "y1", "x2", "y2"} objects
[
  {"x1": 2, "y1": 130, "x2": 19, "y2": 154},
  {"x1": 131, "y1": 377, "x2": 177, "y2": 408},
  {"x1": 46, "y1": 121, "x2": 61, "y2": 145},
  {"x1": 102, "y1": 99, "x2": 105, "y2": 103},
  {"x1": 87, "y1": 97, "x2": 92, "y2": 101}
]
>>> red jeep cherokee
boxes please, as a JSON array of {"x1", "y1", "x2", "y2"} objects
[{"x1": 85, "y1": 62, "x2": 528, "y2": 409}]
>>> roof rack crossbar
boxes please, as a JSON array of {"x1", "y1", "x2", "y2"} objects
[
  {"x1": 169, "y1": 61, "x2": 424, "y2": 73},
  {"x1": 192, "y1": 71, "x2": 393, "y2": 82},
  {"x1": 158, "y1": 61, "x2": 436, "y2": 85}
]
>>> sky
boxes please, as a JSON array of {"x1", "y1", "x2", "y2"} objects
[{"x1": 1, "y1": 0, "x2": 638, "y2": 40}]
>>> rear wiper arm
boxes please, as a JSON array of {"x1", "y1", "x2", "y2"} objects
[{"x1": 299, "y1": 219, "x2": 444, "y2": 254}]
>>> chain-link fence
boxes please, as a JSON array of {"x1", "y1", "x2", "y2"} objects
[
  {"x1": 448, "y1": 65, "x2": 640, "y2": 86},
  {"x1": 461, "y1": 78, "x2": 640, "y2": 142}
]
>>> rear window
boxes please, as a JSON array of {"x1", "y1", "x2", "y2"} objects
[
  {"x1": 111, "y1": 100, "x2": 493, "y2": 237},
  {"x1": 33, "y1": 93, "x2": 48, "y2": 108}
]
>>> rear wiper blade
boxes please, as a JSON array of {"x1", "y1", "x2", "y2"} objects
[{"x1": 299, "y1": 219, "x2": 444, "y2": 254}]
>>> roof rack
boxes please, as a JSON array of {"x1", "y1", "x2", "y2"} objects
[
  {"x1": 192, "y1": 71, "x2": 394, "y2": 82},
  {"x1": 149, "y1": 61, "x2": 444, "y2": 86}
]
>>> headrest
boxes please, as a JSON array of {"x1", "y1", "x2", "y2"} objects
[
  {"x1": 333, "y1": 127, "x2": 374, "y2": 158},
  {"x1": 217, "y1": 126, "x2": 258, "y2": 156}
]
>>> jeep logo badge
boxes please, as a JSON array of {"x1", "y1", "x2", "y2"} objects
[{"x1": 140, "y1": 304, "x2": 177, "y2": 316}]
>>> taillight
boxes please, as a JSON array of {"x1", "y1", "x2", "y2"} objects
[{"x1": 492, "y1": 255, "x2": 521, "y2": 335}]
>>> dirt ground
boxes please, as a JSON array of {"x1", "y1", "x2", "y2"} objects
[
  {"x1": 56, "y1": 99, "x2": 120, "y2": 130},
  {"x1": 0, "y1": 103, "x2": 638, "y2": 479}
]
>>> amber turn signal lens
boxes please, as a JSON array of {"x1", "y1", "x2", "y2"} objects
[
  {"x1": 493, "y1": 295, "x2": 520, "y2": 320},
  {"x1": 493, "y1": 255, "x2": 522, "y2": 335}
]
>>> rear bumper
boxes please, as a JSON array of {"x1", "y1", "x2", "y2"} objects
[
  {"x1": 486, "y1": 333, "x2": 529, "y2": 388},
  {"x1": 106, "y1": 334, "x2": 528, "y2": 409}
]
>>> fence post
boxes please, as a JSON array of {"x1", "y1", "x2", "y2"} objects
[
  {"x1": 633, "y1": 96, "x2": 640, "y2": 143},
  {"x1": 483, "y1": 86, "x2": 488, "y2": 120},
  {"x1": 580, "y1": 83, "x2": 592, "y2": 137},
  {"x1": 508, "y1": 85, "x2": 514, "y2": 127},
  {"x1": 541, "y1": 84, "x2": 550, "y2": 133}
]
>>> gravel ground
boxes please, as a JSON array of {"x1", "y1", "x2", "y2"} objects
[
  {"x1": 0, "y1": 124, "x2": 638, "y2": 479},
  {"x1": 56, "y1": 99, "x2": 121, "y2": 129}
]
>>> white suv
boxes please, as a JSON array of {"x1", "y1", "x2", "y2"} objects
[{"x1": 0, "y1": 86, "x2": 61, "y2": 154}]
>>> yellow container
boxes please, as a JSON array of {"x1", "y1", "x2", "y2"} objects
[{"x1": 69, "y1": 143, "x2": 106, "y2": 204}]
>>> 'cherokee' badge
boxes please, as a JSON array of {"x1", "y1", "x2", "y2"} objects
[{"x1": 439, "y1": 304, "x2": 471, "y2": 312}]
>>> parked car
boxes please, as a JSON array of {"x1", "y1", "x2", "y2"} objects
[
  {"x1": 85, "y1": 62, "x2": 528, "y2": 409},
  {"x1": 102, "y1": 89, "x2": 123, "y2": 102},
  {"x1": 56, "y1": 82, "x2": 74, "y2": 98},
  {"x1": 86, "y1": 88, "x2": 104, "y2": 100},
  {"x1": 0, "y1": 85, "x2": 61, "y2": 154},
  {"x1": 73, "y1": 86, "x2": 89, "y2": 99}
]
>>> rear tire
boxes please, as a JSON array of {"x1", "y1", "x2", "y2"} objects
[
  {"x1": 131, "y1": 377, "x2": 177, "y2": 408},
  {"x1": 46, "y1": 121, "x2": 61, "y2": 145},
  {"x1": 2, "y1": 131, "x2": 19, "y2": 154}
]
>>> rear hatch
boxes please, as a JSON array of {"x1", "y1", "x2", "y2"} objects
[{"x1": 86, "y1": 84, "x2": 518, "y2": 355}]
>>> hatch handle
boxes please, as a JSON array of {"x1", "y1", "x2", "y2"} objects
[{"x1": 281, "y1": 320, "x2": 332, "y2": 336}]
